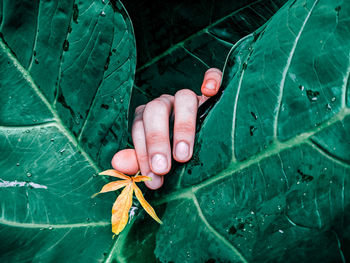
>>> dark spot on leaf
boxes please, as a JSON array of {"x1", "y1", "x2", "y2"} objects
[
  {"x1": 73, "y1": 4, "x2": 79, "y2": 23},
  {"x1": 250, "y1": 125, "x2": 257, "y2": 136},
  {"x1": 289, "y1": 0, "x2": 297, "y2": 8},
  {"x1": 68, "y1": 26, "x2": 72, "y2": 33},
  {"x1": 229, "y1": 226, "x2": 237, "y2": 235},
  {"x1": 112, "y1": 48, "x2": 116, "y2": 53},
  {"x1": 242, "y1": 62, "x2": 247, "y2": 70},
  {"x1": 34, "y1": 58, "x2": 39, "y2": 64},
  {"x1": 63, "y1": 40, "x2": 69, "y2": 51},
  {"x1": 299, "y1": 85, "x2": 304, "y2": 91},
  {"x1": 237, "y1": 222, "x2": 245, "y2": 230},
  {"x1": 109, "y1": 0, "x2": 122, "y2": 12},
  {"x1": 57, "y1": 93, "x2": 76, "y2": 119},
  {"x1": 205, "y1": 259, "x2": 216, "y2": 263},
  {"x1": 104, "y1": 52, "x2": 112, "y2": 70},
  {"x1": 101, "y1": 104, "x2": 109, "y2": 109},
  {"x1": 33, "y1": 51, "x2": 36, "y2": 56},
  {"x1": 227, "y1": 56, "x2": 235, "y2": 67},
  {"x1": 188, "y1": 169, "x2": 192, "y2": 175},
  {"x1": 80, "y1": 114, "x2": 83, "y2": 119},
  {"x1": 253, "y1": 32, "x2": 259, "y2": 42},
  {"x1": 297, "y1": 169, "x2": 314, "y2": 183},
  {"x1": 335, "y1": 6, "x2": 341, "y2": 13},
  {"x1": 81, "y1": 137, "x2": 87, "y2": 143},
  {"x1": 88, "y1": 143, "x2": 94, "y2": 149},
  {"x1": 251, "y1": 111, "x2": 257, "y2": 120},
  {"x1": 306, "y1": 90, "x2": 320, "y2": 102}
]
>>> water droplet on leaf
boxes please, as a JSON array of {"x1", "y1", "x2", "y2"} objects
[
  {"x1": 306, "y1": 90, "x2": 320, "y2": 102},
  {"x1": 250, "y1": 125, "x2": 257, "y2": 136},
  {"x1": 73, "y1": 4, "x2": 79, "y2": 23},
  {"x1": 100, "y1": 11, "x2": 106, "y2": 16},
  {"x1": 63, "y1": 40, "x2": 69, "y2": 51},
  {"x1": 250, "y1": 112, "x2": 257, "y2": 120}
]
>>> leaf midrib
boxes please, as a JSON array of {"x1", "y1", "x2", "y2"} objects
[
  {"x1": 0, "y1": 39, "x2": 100, "y2": 174},
  {"x1": 0, "y1": 218, "x2": 109, "y2": 229},
  {"x1": 155, "y1": 107, "x2": 350, "y2": 206}
]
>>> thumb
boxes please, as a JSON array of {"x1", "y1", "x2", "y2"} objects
[
  {"x1": 198, "y1": 68, "x2": 222, "y2": 106},
  {"x1": 111, "y1": 149, "x2": 140, "y2": 175}
]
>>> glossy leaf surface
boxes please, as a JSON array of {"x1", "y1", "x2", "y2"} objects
[
  {"x1": 128, "y1": 0, "x2": 287, "y2": 130},
  {"x1": 0, "y1": 0, "x2": 135, "y2": 262},
  {"x1": 115, "y1": 0, "x2": 350, "y2": 262}
]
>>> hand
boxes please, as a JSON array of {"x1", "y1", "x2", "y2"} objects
[{"x1": 111, "y1": 68, "x2": 223, "y2": 190}]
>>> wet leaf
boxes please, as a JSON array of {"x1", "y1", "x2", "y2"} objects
[
  {"x1": 0, "y1": 0, "x2": 136, "y2": 261},
  {"x1": 115, "y1": 0, "x2": 350, "y2": 262}
]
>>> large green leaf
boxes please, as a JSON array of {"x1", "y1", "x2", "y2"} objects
[
  {"x1": 128, "y1": 0, "x2": 287, "y2": 135},
  {"x1": 115, "y1": 0, "x2": 350, "y2": 262},
  {"x1": 124, "y1": 0, "x2": 282, "y2": 67},
  {"x1": 0, "y1": 0, "x2": 135, "y2": 262}
]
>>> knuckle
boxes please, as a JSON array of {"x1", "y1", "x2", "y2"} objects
[
  {"x1": 175, "y1": 89, "x2": 197, "y2": 98},
  {"x1": 135, "y1": 105, "x2": 145, "y2": 114},
  {"x1": 159, "y1": 94, "x2": 173, "y2": 100},
  {"x1": 206, "y1": 68, "x2": 222, "y2": 75},
  {"x1": 146, "y1": 131, "x2": 168, "y2": 145},
  {"x1": 144, "y1": 99, "x2": 168, "y2": 114},
  {"x1": 174, "y1": 121, "x2": 195, "y2": 134}
]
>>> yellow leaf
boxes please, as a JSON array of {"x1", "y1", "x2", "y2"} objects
[
  {"x1": 111, "y1": 183, "x2": 134, "y2": 235},
  {"x1": 99, "y1": 169, "x2": 130, "y2": 180},
  {"x1": 91, "y1": 180, "x2": 129, "y2": 198},
  {"x1": 133, "y1": 182, "x2": 163, "y2": 224},
  {"x1": 133, "y1": 175, "x2": 151, "y2": 182},
  {"x1": 95, "y1": 169, "x2": 163, "y2": 235}
]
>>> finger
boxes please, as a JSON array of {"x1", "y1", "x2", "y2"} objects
[
  {"x1": 111, "y1": 149, "x2": 139, "y2": 175},
  {"x1": 200, "y1": 68, "x2": 222, "y2": 98},
  {"x1": 132, "y1": 105, "x2": 164, "y2": 190},
  {"x1": 173, "y1": 89, "x2": 198, "y2": 162},
  {"x1": 143, "y1": 95, "x2": 174, "y2": 175}
]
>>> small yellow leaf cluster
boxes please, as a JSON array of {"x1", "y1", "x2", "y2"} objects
[{"x1": 93, "y1": 169, "x2": 162, "y2": 235}]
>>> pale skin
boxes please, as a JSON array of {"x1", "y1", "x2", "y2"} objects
[{"x1": 111, "y1": 68, "x2": 223, "y2": 190}]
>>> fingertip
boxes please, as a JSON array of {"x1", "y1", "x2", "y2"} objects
[
  {"x1": 201, "y1": 68, "x2": 222, "y2": 97},
  {"x1": 145, "y1": 172, "x2": 164, "y2": 190},
  {"x1": 111, "y1": 149, "x2": 140, "y2": 175},
  {"x1": 173, "y1": 141, "x2": 192, "y2": 163}
]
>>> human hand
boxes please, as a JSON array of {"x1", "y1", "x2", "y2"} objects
[{"x1": 111, "y1": 68, "x2": 223, "y2": 190}]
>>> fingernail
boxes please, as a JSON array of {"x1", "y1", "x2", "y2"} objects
[
  {"x1": 205, "y1": 79, "x2": 217, "y2": 90},
  {"x1": 151, "y1": 154, "x2": 168, "y2": 174},
  {"x1": 145, "y1": 172, "x2": 164, "y2": 190},
  {"x1": 175, "y1": 141, "x2": 189, "y2": 160}
]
